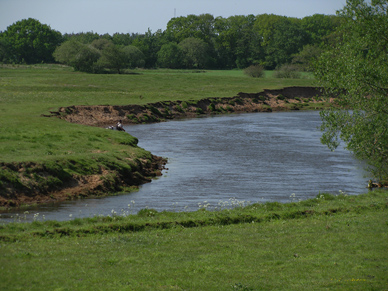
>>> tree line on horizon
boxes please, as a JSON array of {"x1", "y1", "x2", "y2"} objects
[{"x1": 0, "y1": 13, "x2": 341, "y2": 72}]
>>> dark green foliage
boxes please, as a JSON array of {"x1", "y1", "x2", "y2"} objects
[
  {"x1": 207, "y1": 103, "x2": 216, "y2": 112},
  {"x1": 181, "y1": 101, "x2": 188, "y2": 109},
  {"x1": 157, "y1": 42, "x2": 184, "y2": 68},
  {"x1": 127, "y1": 114, "x2": 139, "y2": 123},
  {"x1": 175, "y1": 105, "x2": 184, "y2": 113},
  {"x1": 196, "y1": 108, "x2": 204, "y2": 115},
  {"x1": 235, "y1": 98, "x2": 243, "y2": 105},
  {"x1": 147, "y1": 106, "x2": 162, "y2": 116},
  {"x1": 0, "y1": 18, "x2": 62, "y2": 64},
  {"x1": 179, "y1": 37, "x2": 210, "y2": 69}
]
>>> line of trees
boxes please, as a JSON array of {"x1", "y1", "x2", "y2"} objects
[{"x1": 0, "y1": 13, "x2": 341, "y2": 72}]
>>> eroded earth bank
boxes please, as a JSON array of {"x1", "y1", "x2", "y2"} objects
[{"x1": 53, "y1": 87, "x2": 329, "y2": 126}]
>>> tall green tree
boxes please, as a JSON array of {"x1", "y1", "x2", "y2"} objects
[
  {"x1": 214, "y1": 15, "x2": 257, "y2": 68},
  {"x1": 301, "y1": 14, "x2": 342, "y2": 46},
  {"x1": 53, "y1": 40, "x2": 101, "y2": 73},
  {"x1": 179, "y1": 37, "x2": 210, "y2": 69},
  {"x1": 166, "y1": 14, "x2": 215, "y2": 44},
  {"x1": 0, "y1": 38, "x2": 13, "y2": 63},
  {"x1": 132, "y1": 29, "x2": 164, "y2": 68},
  {"x1": 315, "y1": 0, "x2": 388, "y2": 183},
  {"x1": 0, "y1": 18, "x2": 62, "y2": 63},
  {"x1": 265, "y1": 17, "x2": 308, "y2": 68},
  {"x1": 157, "y1": 42, "x2": 184, "y2": 68}
]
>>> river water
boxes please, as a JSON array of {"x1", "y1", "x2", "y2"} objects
[{"x1": 0, "y1": 111, "x2": 369, "y2": 223}]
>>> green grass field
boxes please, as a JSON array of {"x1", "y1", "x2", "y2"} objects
[{"x1": 1, "y1": 190, "x2": 387, "y2": 290}]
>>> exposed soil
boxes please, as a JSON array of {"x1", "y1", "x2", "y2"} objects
[
  {"x1": 47, "y1": 86, "x2": 332, "y2": 127},
  {"x1": 0, "y1": 155, "x2": 166, "y2": 208},
  {"x1": 1, "y1": 87, "x2": 332, "y2": 209}
]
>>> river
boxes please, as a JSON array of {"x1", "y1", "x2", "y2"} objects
[{"x1": 0, "y1": 111, "x2": 369, "y2": 223}]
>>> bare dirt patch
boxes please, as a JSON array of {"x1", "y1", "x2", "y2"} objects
[{"x1": 46, "y1": 87, "x2": 331, "y2": 127}]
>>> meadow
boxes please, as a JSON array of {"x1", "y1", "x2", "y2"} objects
[
  {"x1": 0, "y1": 190, "x2": 387, "y2": 290},
  {"x1": 2, "y1": 65, "x2": 387, "y2": 290}
]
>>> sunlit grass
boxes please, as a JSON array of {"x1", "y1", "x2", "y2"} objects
[{"x1": 0, "y1": 190, "x2": 387, "y2": 290}]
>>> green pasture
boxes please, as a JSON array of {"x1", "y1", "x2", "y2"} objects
[
  {"x1": 1, "y1": 190, "x2": 387, "y2": 290},
  {"x1": 0, "y1": 64, "x2": 316, "y2": 163}
]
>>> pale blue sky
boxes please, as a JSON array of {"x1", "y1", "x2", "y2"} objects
[{"x1": 0, "y1": 0, "x2": 347, "y2": 34}]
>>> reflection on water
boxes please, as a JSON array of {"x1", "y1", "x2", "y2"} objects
[{"x1": 1, "y1": 111, "x2": 369, "y2": 223}]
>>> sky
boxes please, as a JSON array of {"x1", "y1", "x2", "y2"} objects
[{"x1": 0, "y1": 0, "x2": 347, "y2": 35}]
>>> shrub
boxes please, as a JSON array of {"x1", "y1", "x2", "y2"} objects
[
  {"x1": 196, "y1": 108, "x2": 204, "y2": 115},
  {"x1": 243, "y1": 65, "x2": 264, "y2": 78},
  {"x1": 147, "y1": 106, "x2": 162, "y2": 116},
  {"x1": 175, "y1": 105, "x2": 184, "y2": 113},
  {"x1": 273, "y1": 64, "x2": 301, "y2": 79},
  {"x1": 208, "y1": 103, "x2": 216, "y2": 112},
  {"x1": 235, "y1": 98, "x2": 243, "y2": 105}
]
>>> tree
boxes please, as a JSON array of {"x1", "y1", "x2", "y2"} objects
[
  {"x1": 179, "y1": 37, "x2": 209, "y2": 69},
  {"x1": 291, "y1": 44, "x2": 323, "y2": 71},
  {"x1": 301, "y1": 14, "x2": 342, "y2": 46},
  {"x1": 157, "y1": 42, "x2": 184, "y2": 68},
  {"x1": 0, "y1": 18, "x2": 62, "y2": 63},
  {"x1": 315, "y1": 0, "x2": 388, "y2": 183},
  {"x1": 122, "y1": 45, "x2": 145, "y2": 68},
  {"x1": 98, "y1": 42, "x2": 127, "y2": 73},
  {"x1": 0, "y1": 38, "x2": 13, "y2": 63},
  {"x1": 265, "y1": 17, "x2": 308, "y2": 68},
  {"x1": 214, "y1": 15, "x2": 258, "y2": 69},
  {"x1": 131, "y1": 29, "x2": 164, "y2": 68},
  {"x1": 53, "y1": 40, "x2": 101, "y2": 73},
  {"x1": 166, "y1": 14, "x2": 216, "y2": 44}
]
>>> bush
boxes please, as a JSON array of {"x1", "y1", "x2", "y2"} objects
[
  {"x1": 273, "y1": 64, "x2": 301, "y2": 79},
  {"x1": 207, "y1": 103, "x2": 216, "y2": 112},
  {"x1": 196, "y1": 108, "x2": 204, "y2": 115},
  {"x1": 243, "y1": 64, "x2": 265, "y2": 78}
]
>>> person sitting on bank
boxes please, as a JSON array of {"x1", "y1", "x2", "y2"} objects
[{"x1": 116, "y1": 120, "x2": 125, "y2": 131}]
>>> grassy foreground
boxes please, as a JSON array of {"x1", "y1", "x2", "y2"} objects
[{"x1": 1, "y1": 190, "x2": 387, "y2": 290}]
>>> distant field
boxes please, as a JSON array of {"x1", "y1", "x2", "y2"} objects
[{"x1": 0, "y1": 65, "x2": 316, "y2": 163}]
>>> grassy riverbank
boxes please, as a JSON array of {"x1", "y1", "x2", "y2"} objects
[
  {"x1": 1, "y1": 190, "x2": 387, "y2": 290},
  {"x1": 0, "y1": 65, "x2": 317, "y2": 205}
]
